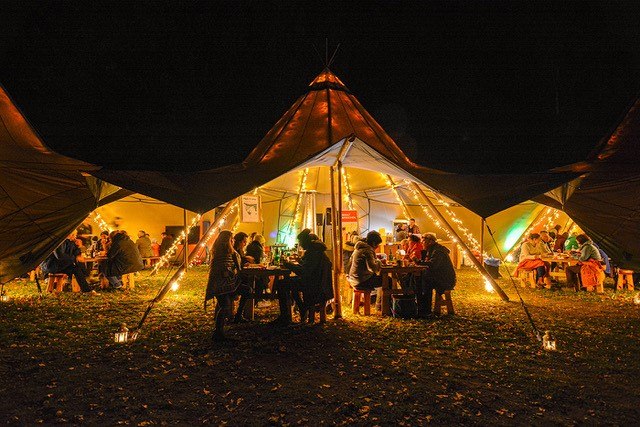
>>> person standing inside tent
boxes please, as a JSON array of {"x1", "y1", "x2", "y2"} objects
[
  {"x1": 205, "y1": 230, "x2": 243, "y2": 342},
  {"x1": 135, "y1": 230, "x2": 153, "y2": 260},
  {"x1": 515, "y1": 233, "x2": 552, "y2": 287},
  {"x1": 554, "y1": 231, "x2": 568, "y2": 252},
  {"x1": 407, "y1": 218, "x2": 420, "y2": 235},
  {"x1": 103, "y1": 230, "x2": 144, "y2": 290},
  {"x1": 416, "y1": 232, "x2": 456, "y2": 318},
  {"x1": 229, "y1": 232, "x2": 252, "y2": 323},
  {"x1": 565, "y1": 234, "x2": 604, "y2": 291},
  {"x1": 347, "y1": 231, "x2": 384, "y2": 312}
]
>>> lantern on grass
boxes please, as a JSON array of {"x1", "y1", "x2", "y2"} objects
[
  {"x1": 0, "y1": 290, "x2": 9, "y2": 302},
  {"x1": 114, "y1": 323, "x2": 129, "y2": 343},
  {"x1": 633, "y1": 293, "x2": 640, "y2": 305},
  {"x1": 542, "y1": 330, "x2": 557, "y2": 351},
  {"x1": 484, "y1": 277, "x2": 494, "y2": 293}
]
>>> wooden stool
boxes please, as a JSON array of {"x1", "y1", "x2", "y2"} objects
[
  {"x1": 122, "y1": 273, "x2": 135, "y2": 290},
  {"x1": 517, "y1": 270, "x2": 537, "y2": 288},
  {"x1": 434, "y1": 290, "x2": 455, "y2": 316},
  {"x1": 352, "y1": 289, "x2": 371, "y2": 315},
  {"x1": 46, "y1": 274, "x2": 80, "y2": 293},
  {"x1": 617, "y1": 269, "x2": 635, "y2": 291}
]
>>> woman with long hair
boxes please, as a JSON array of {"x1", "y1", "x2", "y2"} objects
[{"x1": 205, "y1": 230, "x2": 242, "y2": 342}]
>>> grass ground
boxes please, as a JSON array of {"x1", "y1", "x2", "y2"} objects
[{"x1": 1, "y1": 266, "x2": 639, "y2": 425}]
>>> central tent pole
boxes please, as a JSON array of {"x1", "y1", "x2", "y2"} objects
[
  {"x1": 183, "y1": 209, "x2": 188, "y2": 271},
  {"x1": 329, "y1": 165, "x2": 342, "y2": 318},
  {"x1": 411, "y1": 182, "x2": 510, "y2": 302}
]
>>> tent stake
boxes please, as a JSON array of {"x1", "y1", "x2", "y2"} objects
[{"x1": 411, "y1": 182, "x2": 510, "y2": 302}]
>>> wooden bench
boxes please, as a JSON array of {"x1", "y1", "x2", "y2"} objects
[
  {"x1": 617, "y1": 269, "x2": 635, "y2": 291},
  {"x1": 46, "y1": 274, "x2": 80, "y2": 293},
  {"x1": 434, "y1": 290, "x2": 455, "y2": 316},
  {"x1": 351, "y1": 289, "x2": 371, "y2": 316},
  {"x1": 516, "y1": 269, "x2": 537, "y2": 288}
]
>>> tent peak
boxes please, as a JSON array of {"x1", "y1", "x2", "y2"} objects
[{"x1": 308, "y1": 68, "x2": 350, "y2": 93}]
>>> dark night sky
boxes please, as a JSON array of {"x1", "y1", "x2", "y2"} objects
[{"x1": 1, "y1": 1, "x2": 639, "y2": 173}]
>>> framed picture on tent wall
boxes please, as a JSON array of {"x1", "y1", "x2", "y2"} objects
[{"x1": 240, "y1": 195, "x2": 261, "y2": 223}]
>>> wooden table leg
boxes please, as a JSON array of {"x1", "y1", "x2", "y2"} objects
[
  {"x1": 381, "y1": 273, "x2": 391, "y2": 316},
  {"x1": 243, "y1": 276, "x2": 256, "y2": 320}
]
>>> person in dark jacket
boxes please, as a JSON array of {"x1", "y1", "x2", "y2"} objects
[
  {"x1": 159, "y1": 232, "x2": 173, "y2": 256},
  {"x1": 245, "y1": 234, "x2": 268, "y2": 303},
  {"x1": 283, "y1": 231, "x2": 333, "y2": 324},
  {"x1": 104, "y1": 231, "x2": 144, "y2": 289},
  {"x1": 135, "y1": 230, "x2": 153, "y2": 259},
  {"x1": 417, "y1": 232, "x2": 456, "y2": 317},
  {"x1": 205, "y1": 230, "x2": 243, "y2": 342},
  {"x1": 40, "y1": 231, "x2": 96, "y2": 294}
]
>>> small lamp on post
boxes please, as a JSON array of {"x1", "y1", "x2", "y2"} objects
[{"x1": 542, "y1": 330, "x2": 557, "y2": 351}]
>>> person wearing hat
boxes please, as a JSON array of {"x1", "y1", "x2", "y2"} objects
[{"x1": 417, "y1": 232, "x2": 456, "y2": 318}]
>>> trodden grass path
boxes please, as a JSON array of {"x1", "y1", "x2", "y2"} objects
[{"x1": 1, "y1": 266, "x2": 639, "y2": 425}]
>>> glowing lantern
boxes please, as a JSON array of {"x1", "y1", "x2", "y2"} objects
[
  {"x1": 484, "y1": 278, "x2": 494, "y2": 293},
  {"x1": 171, "y1": 282, "x2": 179, "y2": 292},
  {"x1": 114, "y1": 323, "x2": 129, "y2": 343},
  {"x1": 0, "y1": 290, "x2": 9, "y2": 302},
  {"x1": 634, "y1": 293, "x2": 640, "y2": 305},
  {"x1": 542, "y1": 331, "x2": 557, "y2": 351}
]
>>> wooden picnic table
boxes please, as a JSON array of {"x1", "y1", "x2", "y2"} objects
[
  {"x1": 379, "y1": 264, "x2": 427, "y2": 316},
  {"x1": 240, "y1": 266, "x2": 292, "y2": 320},
  {"x1": 540, "y1": 254, "x2": 579, "y2": 282}
]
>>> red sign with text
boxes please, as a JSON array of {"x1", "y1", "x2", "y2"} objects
[{"x1": 341, "y1": 210, "x2": 358, "y2": 223}]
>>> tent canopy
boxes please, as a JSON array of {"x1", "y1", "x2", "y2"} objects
[{"x1": 95, "y1": 69, "x2": 575, "y2": 218}]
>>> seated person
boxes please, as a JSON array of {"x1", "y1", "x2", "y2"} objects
[
  {"x1": 416, "y1": 232, "x2": 456, "y2": 317},
  {"x1": 565, "y1": 234, "x2": 603, "y2": 291},
  {"x1": 233, "y1": 232, "x2": 254, "y2": 265},
  {"x1": 564, "y1": 233, "x2": 579, "y2": 251},
  {"x1": 347, "y1": 231, "x2": 383, "y2": 311},
  {"x1": 554, "y1": 232, "x2": 568, "y2": 252},
  {"x1": 95, "y1": 231, "x2": 110, "y2": 255},
  {"x1": 103, "y1": 230, "x2": 144, "y2": 290},
  {"x1": 40, "y1": 231, "x2": 96, "y2": 294},
  {"x1": 246, "y1": 234, "x2": 269, "y2": 303},
  {"x1": 539, "y1": 230, "x2": 553, "y2": 251},
  {"x1": 514, "y1": 233, "x2": 552, "y2": 287},
  {"x1": 282, "y1": 230, "x2": 333, "y2": 324},
  {"x1": 404, "y1": 234, "x2": 423, "y2": 263}
]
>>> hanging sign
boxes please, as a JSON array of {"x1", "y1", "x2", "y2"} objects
[
  {"x1": 240, "y1": 195, "x2": 261, "y2": 223},
  {"x1": 341, "y1": 210, "x2": 358, "y2": 223}
]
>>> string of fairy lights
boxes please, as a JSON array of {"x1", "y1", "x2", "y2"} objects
[
  {"x1": 91, "y1": 212, "x2": 112, "y2": 233},
  {"x1": 384, "y1": 175, "x2": 412, "y2": 220},
  {"x1": 282, "y1": 168, "x2": 308, "y2": 244},
  {"x1": 342, "y1": 166, "x2": 355, "y2": 211},
  {"x1": 151, "y1": 214, "x2": 202, "y2": 274}
]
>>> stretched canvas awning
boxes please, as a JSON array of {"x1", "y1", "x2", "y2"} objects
[{"x1": 535, "y1": 96, "x2": 640, "y2": 270}]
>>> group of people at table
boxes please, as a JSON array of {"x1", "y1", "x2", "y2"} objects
[
  {"x1": 205, "y1": 223, "x2": 456, "y2": 342},
  {"x1": 39, "y1": 226, "x2": 151, "y2": 294},
  {"x1": 514, "y1": 224, "x2": 610, "y2": 291}
]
